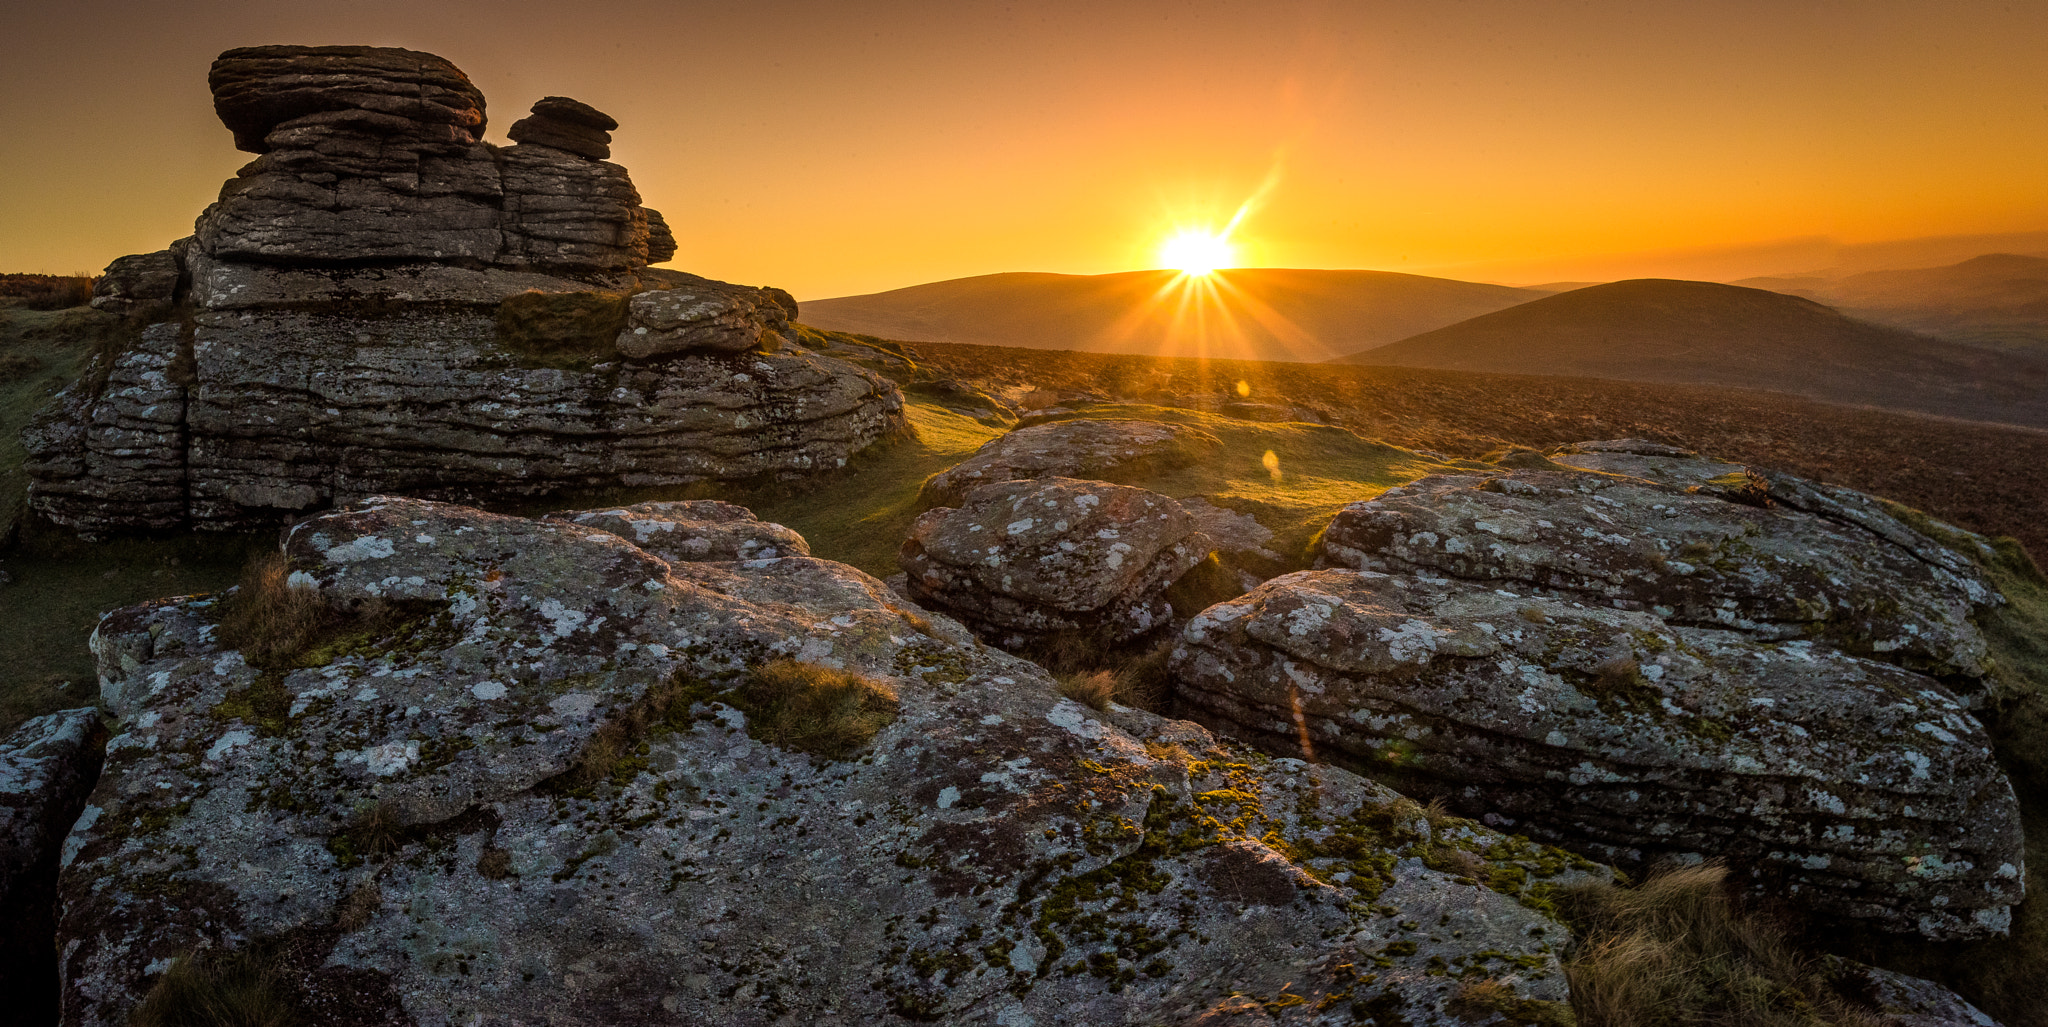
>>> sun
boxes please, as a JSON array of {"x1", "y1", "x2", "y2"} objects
[{"x1": 1159, "y1": 230, "x2": 1235, "y2": 276}]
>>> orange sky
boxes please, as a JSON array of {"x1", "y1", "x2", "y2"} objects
[{"x1": 2, "y1": 0, "x2": 2044, "y2": 298}]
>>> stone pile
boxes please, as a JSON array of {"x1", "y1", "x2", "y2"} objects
[
  {"x1": 30, "y1": 45, "x2": 903, "y2": 534},
  {"x1": 1171, "y1": 442, "x2": 2026, "y2": 939}
]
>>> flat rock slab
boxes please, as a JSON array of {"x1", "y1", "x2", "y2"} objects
[
  {"x1": 919, "y1": 418, "x2": 1221, "y2": 509},
  {"x1": 902, "y1": 477, "x2": 1213, "y2": 644},
  {"x1": 61, "y1": 497, "x2": 1597, "y2": 1026},
  {"x1": 545, "y1": 500, "x2": 810, "y2": 562},
  {"x1": 1315, "y1": 462, "x2": 1999, "y2": 688},
  {"x1": 1170, "y1": 567, "x2": 2025, "y2": 939}
]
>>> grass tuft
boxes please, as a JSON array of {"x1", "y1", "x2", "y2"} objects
[
  {"x1": 1056, "y1": 670, "x2": 1116, "y2": 711},
  {"x1": 494, "y1": 290, "x2": 629, "y2": 368},
  {"x1": 129, "y1": 947, "x2": 297, "y2": 1027},
  {"x1": 728, "y1": 659, "x2": 899, "y2": 760},
  {"x1": 1561, "y1": 862, "x2": 1880, "y2": 1027}
]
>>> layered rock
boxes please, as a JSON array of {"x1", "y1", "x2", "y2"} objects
[
  {"x1": 1, "y1": 710, "x2": 106, "y2": 1020},
  {"x1": 507, "y1": 95, "x2": 617, "y2": 160},
  {"x1": 901, "y1": 477, "x2": 1214, "y2": 645},
  {"x1": 26, "y1": 45, "x2": 904, "y2": 533},
  {"x1": 1315, "y1": 456, "x2": 1999, "y2": 689},
  {"x1": 1171, "y1": 568, "x2": 2023, "y2": 938},
  {"x1": 60, "y1": 497, "x2": 1598, "y2": 1026},
  {"x1": 544, "y1": 500, "x2": 809, "y2": 562},
  {"x1": 918, "y1": 417, "x2": 1221, "y2": 508}
]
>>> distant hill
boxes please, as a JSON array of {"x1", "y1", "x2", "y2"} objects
[
  {"x1": 1335, "y1": 278, "x2": 2048, "y2": 429},
  {"x1": 799, "y1": 269, "x2": 1548, "y2": 362},
  {"x1": 1737, "y1": 254, "x2": 2048, "y2": 353}
]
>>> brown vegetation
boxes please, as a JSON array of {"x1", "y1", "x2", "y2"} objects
[
  {"x1": 129, "y1": 946, "x2": 296, "y2": 1027},
  {"x1": 0, "y1": 273, "x2": 94, "y2": 311},
  {"x1": 729, "y1": 659, "x2": 900, "y2": 760},
  {"x1": 1561, "y1": 863, "x2": 1881, "y2": 1027}
]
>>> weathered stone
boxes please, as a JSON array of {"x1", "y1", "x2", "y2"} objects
[
  {"x1": 919, "y1": 417, "x2": 1223, "y2": 508},
  {"x1": 60, "y1": 497, "x2": 1596, "y2": 1026},
  {"x1": 192, "y1": 46, "x2": 666, "y2": 273},
  {"x1": 183, "y1": 250, "x2": 638, "y2": 309},
  {"x1": 88, "y1": 247, "x2": 184, "y2": 317},
  {"x1": 615, "y1": 276, "x2": 795, "y2": 358},
  {"x1": 506, "y1": 96, "x2": 614, "y2": 160},
  {"x1": 1315, "y1": 460, "x2": 1999, "y2": 689},
  {"x1": 901, "y1": 477, "x2": 1213, "y2": 645},
  {"x1": 1170, "y1": 567, "x2": 2025, "y2": 939},
  {"x1": 1824, "y1": 958, "x2": 2007, "y2": 1026},
  {"x1": 1, "y1": 709, "x2": 105, "y2": 1022},
  {"x1": 208, "y1": 45, "x2": 487, "y2": 154},
  {"x1": 545, "y1": 500, "x2": 810, "y2": 562},
  {"x1": 24, "y1": 308, "x2": 904, "y2": 533}
]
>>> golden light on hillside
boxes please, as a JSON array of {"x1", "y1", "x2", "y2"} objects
[{"x1": 1159, "y1": 230, "x2": 1235, "y2": 275}]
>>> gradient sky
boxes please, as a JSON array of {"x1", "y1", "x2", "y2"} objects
[{"x1": 2, "y1": 0, "x2": 2044, "y2": 298}]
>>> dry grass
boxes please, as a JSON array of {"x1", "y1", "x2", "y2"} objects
[
  {"x1": 129, "y1": 947, "x2": 296, "y2": 1027},
  {"x1": 494, "y1": 289, "x2": 628, "y2": 367},
  {"x1": 0, "y1": 273, "x2": 93, "y2": 311},
  {"x1": 729, "y1": 659, "x2": 900, "y2": 760},
  {"x1": 214, "y1": 551, "x2": 335, "y2": 668},
  {"x1": 1056, "y1": 670, "x2": 1116, "y2": 710},
  {"x1": 333, "y1": 880, "x2": 382, "y2": 932},
  {"x1": 1561, "y1": 863, "x2": 1881, "y2": 1027},
  {"x1": 475, "y1": 847, "x2": 514, "y2": 880}
]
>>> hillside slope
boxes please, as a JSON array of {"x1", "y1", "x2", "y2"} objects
[
  {"x1": 800, "y1": 268, "x2": 1546, "y2": 362},
  {"x1": 1337, "y1": 278, "x2": 2048, "y2": 428},
  {"x1": 1740, "y1": 253, "x2": 2048, "y2": 352}
]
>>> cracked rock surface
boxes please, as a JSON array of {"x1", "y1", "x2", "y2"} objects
[{"x1": 61, "y1": 497, "x2": 1599, "y2": 1026}]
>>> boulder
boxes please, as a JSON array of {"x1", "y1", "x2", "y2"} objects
[
  {"x1": 544, "y1": 500, "x2": 810, "y2": 562},
  {"x1": 1826, "y1": 959, "x2": 2008, "y2": 1026},
  {"x1": 1315, "y1": 460, "x2": 1999, "y2": 690},
  {"x1": 87, "y1": 247, "x2": 184, "y2": 317},
  {"x1": 506, "y1": 95, "x2": 616, "y2": 160},
  {"x1": 615, "y1": 276, "x2": 796, "y2": 358},
  {"x1": 60, "y1": 496, "x2": 1597, "y2": 1026},
  {"x1": 901, "y1": 477, "x2": 1215, "y2": 646},
  {"x1": 1, "y1": 709, "x2": 106, "y2": 1021},
  {"x1": 918, "y1": 417, "x2": 1222, "y2": 508},
  {"x1": 1172, "y1": 573, "x2": 2026, "y2": 938},
  {"x1": 207, "y1": 44, "x2": 488, "y2": 153}
]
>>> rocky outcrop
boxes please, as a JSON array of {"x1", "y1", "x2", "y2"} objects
[
  {"x1": 61, "y1": 496, "x2": 1598, "y2": 1026},
  {"x1": 1828, "y1": 959, "x2": 2008, "y2": 1027},
  {"x1": 1174, "y1": 444, "x2": 2027, "y2": 939},
  {"x1": 2, "y1": 709, "x2": 106, "y2": 1021},
  {"x1": 544, "y1": 500, "x2": 809, "y2": 562},
  {"x1": 1314, "y1": 453, "x2": 1999, "y2": 690},
  {"x1": 918, "y1": 417, "x2": 1221, "y2": 508},
  {"x1": 901, "y1": 477, "x2": 1214, "y2": 646},
  {"x1": 25, "y1": 45, "x2": 905, "y2": 534}
]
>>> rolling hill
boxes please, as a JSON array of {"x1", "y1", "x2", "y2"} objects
[
  {"x1": 1738, "y1": 253, "x2": 2048, "y2": 352},
  {"x1": 798, "y1": 268, "x2": 1548, "y2": 362},
  {"x1": 1335, "y1": 278, "x2": 2048, "y2": 428}
]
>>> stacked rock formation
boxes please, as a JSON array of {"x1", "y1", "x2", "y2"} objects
[
  {"x1": 61, "y1": 496, "x2": 1600, "y2": 1025},
  {"x1": 28, "y1": 45, "x2": 902, "y2": 533},
  {"x1": 901, "y1": 477, "x2": 1215, "y2": 646},
  {"x1": 1171, "y1": 441, "x2": 2026, "y2": 939}
]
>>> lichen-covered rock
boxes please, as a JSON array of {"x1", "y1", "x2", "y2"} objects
[
  {"x1": 901, "y1": 477, "x2": 1214, "y2": 645},
  {"x1": 1171, "y1": 567, "x2": 2025, "y2": 939},
  {"x1": 918, "y1": 418, "x2": 1222, "y2": 508},
  {"x1": 2, "y1": 709, "x2": 106, "y2": 1020},
  {"x1": 60, "y1": 497, "x2": 1598, "y2": 1026},
  {"x1": 1314, "y1": 459, "x2": 1999, "y2": 688},
  {"x1": 545, "y1": 500, "x2": 810, "y2": 562},
  {"x1": 615, "y1": 276, "x2": 797, "y2": 358}
]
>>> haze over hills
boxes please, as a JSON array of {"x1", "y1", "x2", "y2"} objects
[
  {"x1": 1335, "y1": 278, "x2": 2048, "y2": 429},
  {"x1": 798, "y1": 268, "x2": 1547, "y2": 362},
  {"x1": 1736, "y1": 253, "x2": 2048, "y2": 353}
]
